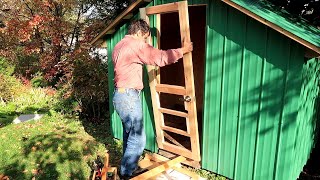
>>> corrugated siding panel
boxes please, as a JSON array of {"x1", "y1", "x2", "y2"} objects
[
  {"x1": 202, "y1": 0, "x2": 312, "y2": 180},
  {"x1": 106, "y1": 1, "x2": 157, "y2": 152},
  {"x1": 275, "y1": 42, "x2": 304, "y2": 180},
  {"x1": 294, "y1": 59, "x2": 320, "y2": 178}
]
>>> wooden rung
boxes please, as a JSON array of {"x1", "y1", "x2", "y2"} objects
[
  {"x1": 145, "y1": 2, "x2": 179, "y2": 15},
  {"x1": 161, "y1": 126, "x2": 190, "y2": 137},
  {"x1": 159, "y1": 108, "x2": 188, "y2": 118},
  {"x1": 130, "y1": 156, "x2": 186, "y2": 180},
  {"x1": 155, "y1": 84, "x2": 186, "y2": 95},
  {"x1": 162, "y1": 142, "x2": 193, "y2": 160}
]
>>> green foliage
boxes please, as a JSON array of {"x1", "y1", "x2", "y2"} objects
[
  {"x1": 15, "y1": 54, "x2": 40, "y2": 78},
  {"x1": 71, "y1": 53, "x2": 109, "y2": 122},
  {"x1": 0, "y1": 74, "x2": 23, "y2": 102},
  {"x1": 30, "y1": 72, "x2": 48, "y2": 88},
  {"x1": 53, "y1": 86, "x2": 79, "y2": 115},
  {"x1": 0, "y1": 57, "x2": 14, "y2": 76},
  {"x1": 12, "y1": 87, "x2": 56, "y2": 114}
]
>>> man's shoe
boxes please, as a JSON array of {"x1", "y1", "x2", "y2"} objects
[
  {"x1": 119, "y1": 174, "x2": 130, "y2": 180},
  {"x1": 132, "y1": 167, "x2": 148, "y2": 177}
]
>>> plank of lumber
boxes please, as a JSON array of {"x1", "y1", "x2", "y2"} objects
[
  {"x1": 158, "y1": 150, "x2": 201, "y2": 168},
  {"x1": 155, "y1": 14, "x2": 161, "y2": 84},
  {"x1": 161, "y1": 125, "x2": 190, "y2": 137},
  {"x1": 91, "y1": 171, "x2": 97, "y2": 180},
  {"x1": 162, "y1": 142, "x2": 193, "y2": 160},
  {"x1": 144, "y1": 153, "x2": 169, "y2": 162},
  {"x1": 155, "y1": 84, "x2": 186, "y2": 95},
  {"x1": 140, "y1": 8, "x2": 165, "y2": 149},
  {"x1": 159, "y1": 107, "x2": 188, "y2": 118},
  {"x1": 130, "y1": 156, "x2": 186, "y2": 180},
  {"x1": 101, "y1": 152, "x2": 109, "y2": 180},
  {"x1": 138, "y1": 158, "x2": 155, "y2": 169},
  {"x1": 145, "y1": 2, "x2": 179, "y2": 15},
  {"x1": 178, "y1": 1, "x2": 201, "y2": 162},
  {"x1": 138, "y1": 155, "x2": 201, "y2": 180},
  {"x1": 108, "y1": 167, "x2": 117, "y2": 180}
]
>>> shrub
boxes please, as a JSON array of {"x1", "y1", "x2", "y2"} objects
[
  {"x1": 53, "y1": 84, "x2": 79, "y2": 115},
  {"x1": 66, "y1": 50, "x2": 109, "y2": 122},
  {"x1": 0, "y1": 57, "x2": 14, "y2": 76},
  {"x1": 13, "y1": 87, "x2": 57, "y2": 114},
  {"x1": 30, "y1": 72, "x2": 48, "y2": 88},
  {"x1": 0, "y1": 74, "x2": 23, "y2": 102}
]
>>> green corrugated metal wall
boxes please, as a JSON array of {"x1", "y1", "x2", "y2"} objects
[
  {"x1": 202, "y1": 0, "x2": 318, "y2": 180},
  {"x1": 294, "y1": 58, "x2": 320, "y2": 177},
  {"x1": 106, "y1": 0, "x2": 319, "y2": 179}
]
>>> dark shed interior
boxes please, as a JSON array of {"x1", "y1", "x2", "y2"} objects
[{"x1": 159, "y1": 5, "x2": 206, "y2": 150}]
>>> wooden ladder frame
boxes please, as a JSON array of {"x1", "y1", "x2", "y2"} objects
[{"x1": 140, "y1": 1, "x2": 201, "y2": 163}]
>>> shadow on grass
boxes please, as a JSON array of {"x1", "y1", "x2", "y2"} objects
[
  {"x1": 1, "y1": 122, "x2": 99, "y2": 179},
  {"x1": 78, "y1": 116, "x2": 123, "y2": 168}
]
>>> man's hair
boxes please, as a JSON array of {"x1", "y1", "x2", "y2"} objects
[{"x1": 127, "y1": 19, "x2": 150, "y2": 35}]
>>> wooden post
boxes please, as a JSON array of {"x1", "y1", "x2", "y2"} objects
[{"x1": 101, "y1": 151, "x2": 109, "y2": 180}]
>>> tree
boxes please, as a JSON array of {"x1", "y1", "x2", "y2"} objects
[
  {"x1": 266, "y1": 0, "x2": 320, "y2": 27},
  {"x1": 0, "y1": 0, "x2": 129, "y2": 82},
  {"x1": 0, "y1": 0, "x2": 130, "y2": 121}
]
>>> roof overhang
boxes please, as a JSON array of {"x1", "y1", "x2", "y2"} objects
[
  {"x1": 90, "y1": 0, "x2": 152, "y2": 47},
  {"x1": 90, "y1": 0, "x2": 320, "y2": 57},
  {"x1": 222, "y1": 0, "x2": 320, "y2": 57}
]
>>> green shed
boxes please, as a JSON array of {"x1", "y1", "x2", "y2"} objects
[{"x1": 91, "y1": 0, "x2": 320, "y2": 179}]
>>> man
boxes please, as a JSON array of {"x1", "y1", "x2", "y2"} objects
[{"x1": 112, "y1": 19, "x2": 193, "y2": 179}]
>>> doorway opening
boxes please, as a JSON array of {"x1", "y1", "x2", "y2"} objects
[{"x1": 158, "y1": 5, "x2": 206, "y2": 155}]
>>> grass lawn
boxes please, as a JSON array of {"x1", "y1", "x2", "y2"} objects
[
  {"x1": 0, "y1": 86, "x2": 225, "y2": 180},
  {"x1": 0, "y1": 108, "x2": 122, "y2": 180}
]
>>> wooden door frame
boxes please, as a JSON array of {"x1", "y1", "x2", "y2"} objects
[{"x1": 140, "y1": 1, "x2": 201, "y2": 163}]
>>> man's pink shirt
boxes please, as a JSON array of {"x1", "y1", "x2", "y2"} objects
[{"x1": 112, "y1": 35, "x2": 183, "y2": 90}]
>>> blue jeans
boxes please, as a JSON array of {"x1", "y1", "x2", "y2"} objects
[{"x1": 112, "y1": 88, "x2": 146, "y2": 176}]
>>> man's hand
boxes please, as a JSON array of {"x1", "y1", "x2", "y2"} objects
[{"x1": 182, "y1": 41, "x2": 193, "y2": 54}]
